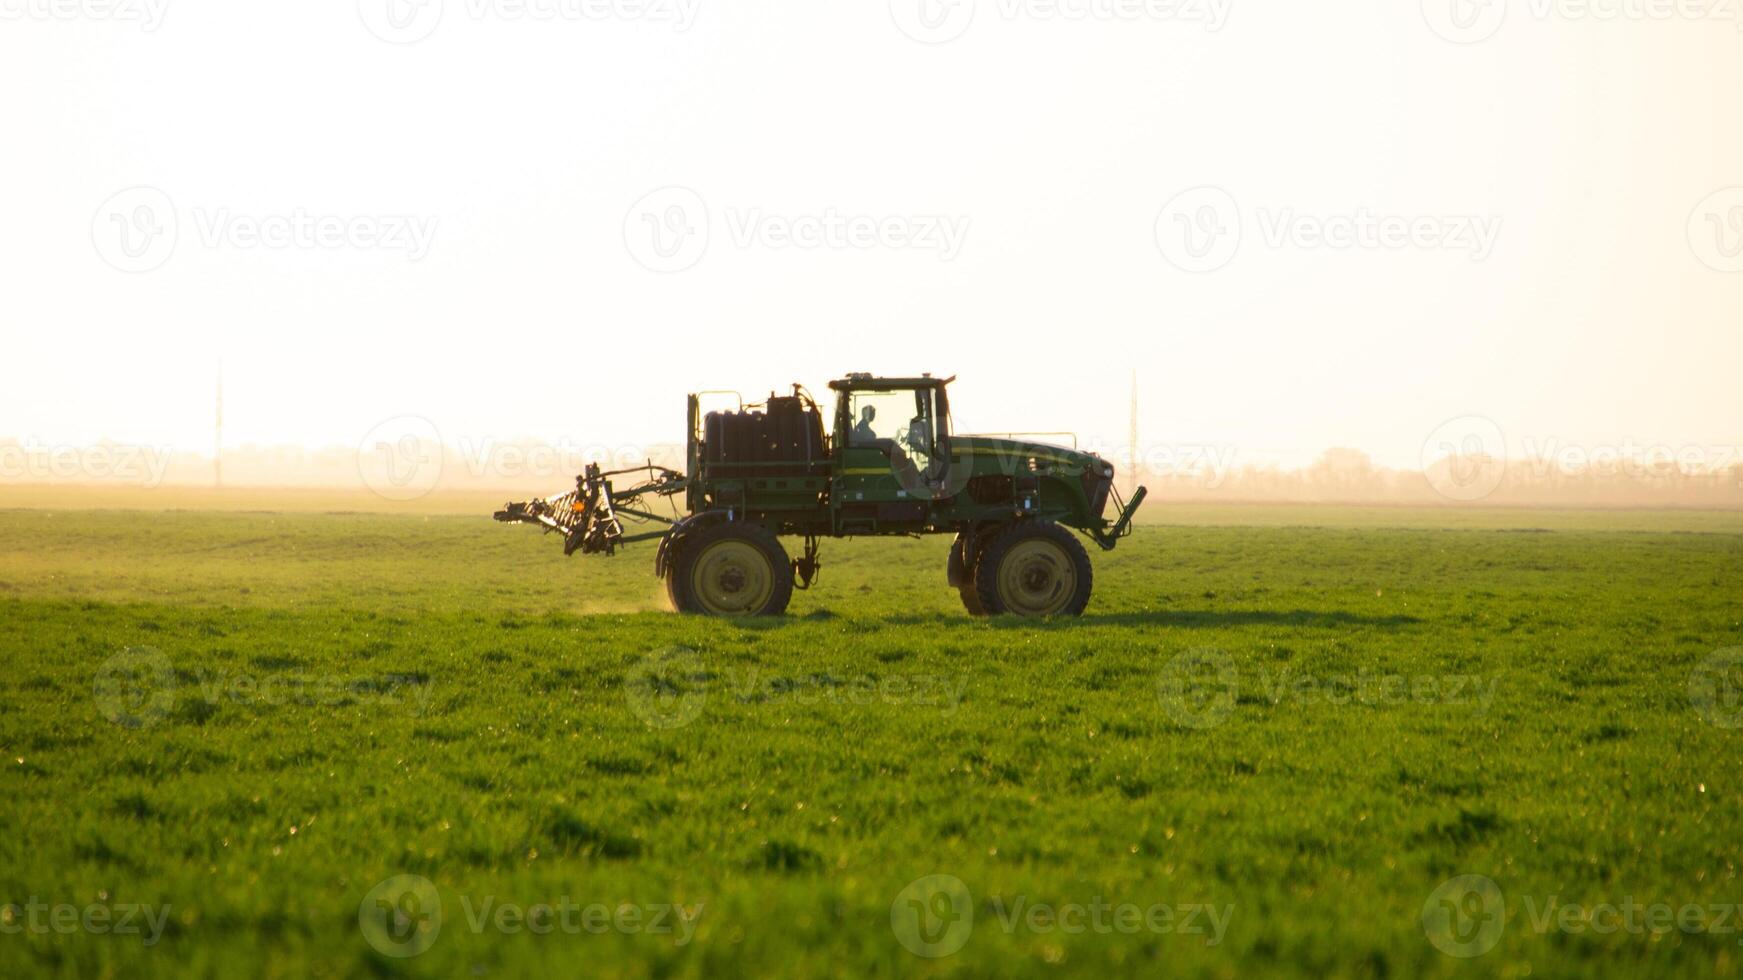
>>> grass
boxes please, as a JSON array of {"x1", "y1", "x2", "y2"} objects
[{"x1": 0, "y1": 494, "x2": 1740, "y2": 978}]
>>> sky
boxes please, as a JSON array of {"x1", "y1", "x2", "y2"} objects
[{"x1": 3, "y1": 0, "x2": 1740, "y2": 473}]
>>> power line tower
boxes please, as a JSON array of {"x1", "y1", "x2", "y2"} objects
[
  {"x1": 214, "y1": 358, "x2": 224, "y2": 489},
  {"x1": 1127, "y1": 369, "x2": 1139, "y2": 497}
]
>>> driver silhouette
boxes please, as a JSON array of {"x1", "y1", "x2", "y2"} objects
[{"x1": 852, "y1": 405, "x2": 878, "y2": 445}]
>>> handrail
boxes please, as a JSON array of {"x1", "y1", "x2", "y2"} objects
[
  {"x1": 695, "y1": 390, "x2": 744, "y2": 412},
  {"x1": 968, "y1": 432, "x2": 1080, "y2": 450}
]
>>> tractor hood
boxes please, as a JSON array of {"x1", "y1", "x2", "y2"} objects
[
  {"x1": 950, "y1": 435, "x2": 1119, "y2": 521},
  {"x1": 951, "y1": 435, "x2": 1111, "y2": 475}
]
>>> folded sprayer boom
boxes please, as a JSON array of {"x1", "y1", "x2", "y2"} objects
[{"x1": 494, "y1": 462, "x2": 686, "y2": 556}]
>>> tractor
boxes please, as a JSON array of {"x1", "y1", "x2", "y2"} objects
[{"x1": 494, "y1": 374, "x2": 1147, "y2": 617}]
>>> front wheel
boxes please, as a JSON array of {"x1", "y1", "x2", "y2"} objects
[
  {"x1": 668, "y1": 523, "x2": 794, "y2": 616},
  {"x1": 973, "y1": 521, "x2": 1093, "y2": 618}
]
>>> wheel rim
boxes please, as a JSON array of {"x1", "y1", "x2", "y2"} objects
[
  {"x1": 690, "y1": 540, "x2": 775, "y2": 615},
  {"x1": 995, "y1": 538, "x2": 1077, "y2": 616}
]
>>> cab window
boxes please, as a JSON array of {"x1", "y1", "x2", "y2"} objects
[{"x1": 848, "y1": 387, "x2": 945, "y2": 470}]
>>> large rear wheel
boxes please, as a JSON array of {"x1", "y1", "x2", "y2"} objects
[
  {"x1": 948, "y1": 531, "x2": 989, "y2": 616},
  {"x1": 669, "y1": 523, "x2": 794, "y2": 617},
  {"x1": 972, "y1": 521, "x2": 1093, "y2": 617}
]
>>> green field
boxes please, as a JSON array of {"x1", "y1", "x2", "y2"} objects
[{"x1": 2, "y1": 495, "x2": 1740, "y2": 978}]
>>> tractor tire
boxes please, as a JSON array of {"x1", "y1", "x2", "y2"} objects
[
  {"x1": 972, "y1": 521, "x2": 1093, "y2": 618},
  {"x1": 948, "y1": 532, "x2": 989, "y2": 617},
  {"x1": 662, "y1": 562, "x2": 684, "y2": 612},
  {"x1": 668, "y1": 522, "x2": 794, "y2": 617}
]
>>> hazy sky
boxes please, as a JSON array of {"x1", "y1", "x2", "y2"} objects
[{"x1": 4, "y1": 0, "x2": 1739, "y2": 470}]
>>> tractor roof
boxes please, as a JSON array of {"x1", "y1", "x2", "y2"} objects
[{"x1": 827, "y1": 373, "x2": 953, "y2": 391}]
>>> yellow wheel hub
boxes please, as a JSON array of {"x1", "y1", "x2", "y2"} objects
[
  {"x1": 995, "y1": 538, "x2": 1077, "y2": 616},
  {"x1": 690, "y1": 540, "x2": 776, "y2": 615}
]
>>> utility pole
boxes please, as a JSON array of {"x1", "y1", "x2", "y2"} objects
[
  {"x1": 1127, "y1": 369, "x2": 1139, "y2": 496},
  {"x1": 214, "y1": 357, "x2": 223, "y2": 489}
]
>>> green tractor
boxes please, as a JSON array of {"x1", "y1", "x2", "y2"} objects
[{"x1": 494, "y1": 374, "x2": 1146, "y2": 617}]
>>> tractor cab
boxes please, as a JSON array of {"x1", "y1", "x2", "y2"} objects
[{"x1": 828, "y1": 373, "x2": 954, "y2": 496}]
